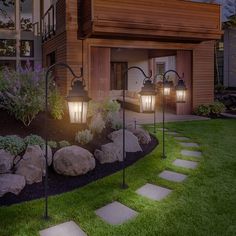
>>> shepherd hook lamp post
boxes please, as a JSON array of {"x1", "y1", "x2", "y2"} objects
[
  {"x1": 161, "y1": 69, "x2": 186, "y2": 159},
  {"x1": 44, "y1": 62, "x2": 90, "y2": 219},
  {"x1": 121, "y1": 66, "x2": 155, "y2": 189}
]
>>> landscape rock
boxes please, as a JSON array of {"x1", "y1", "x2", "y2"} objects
[
  {"x1": 108, "y1": 129, "x2": 142, "y2": 152},
  {"x1": 0, "y1": 174, "x2": 26, "y2": 197},
  {"x1": 53, "y1": 145, "x2": 95, "y2": 176},
  {"x1": 0, "y1": 149, "x2": 14, "y2": 174},
  {"x1": 94, "y1": 142, "x2": 123, "y2": 164},
  {"x1": 15, "y1": 164, "x2": 42, "y2": 184},
  {"x1": 42, "y1": 145, "x2": 53, "y2": 166},
  {"x1": 128, "y1": 127, "x2": 151, "y2": 144}
]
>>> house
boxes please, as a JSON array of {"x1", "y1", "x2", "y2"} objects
[
  {"x1": 0, "y1": 0, "x2": 44, "y2": 69},
  {"x1": 41, "y1": 0, "x2": 221, "y2": 115}
]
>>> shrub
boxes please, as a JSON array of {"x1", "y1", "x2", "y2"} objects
[
  {"x1": 210, "y1": 101, "x2": 225, "y2": 117},
  {"x1": 48, "y1": 140, "x2": 57, "y2": 149},
  {"x1": 24, "y1": 134, "x2": 45, "y2": 148},
  {"x1": 89, "y1": 113, "x2": 105, "y2": 135},
  {"x1": 0, "y1": 64, "x2": 49, "y2": 126},
  {"x1": 0, "y1": 135, "x2": 25, "y2": 155},
  {"x1": 75, "y1": 129, "x2": 93, "y2": 145},
  {"x1": 103, "y1": 99, "x2": 120, "y2": 114},
  {"x1": 107, "y1": 111, "x2": 123, "y2": 130},
  {"x1": 59, "y1": 140, "x2": 70, "y2": 148},
  {"x1": 48, "y1": 87, "x2": 65, "y2": 120},
  {"x1": 194, "y1": 104, "x2": 211, "y2": 117}
]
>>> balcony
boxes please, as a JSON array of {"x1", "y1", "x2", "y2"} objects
[{"x1": 81, "y1": 0, "x2": 222, "y2": 41}]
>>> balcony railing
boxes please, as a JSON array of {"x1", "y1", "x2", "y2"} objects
[{"x1": 42, "y1": 5, "x2": 56, "y2": 41}]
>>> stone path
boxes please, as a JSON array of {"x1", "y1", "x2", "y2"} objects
[
  {"x1": 136, "y1": 183, "x2": 172, "y2": 201},
  {"x1": 39, "y1": 128, "x2": 203, "y2": 234},
  {"x1": 173, "y1": 159, "x2": 198, "y2": 169},
  {"x1": 39, "y1": 221, "x2": 87, "y2": 236}
]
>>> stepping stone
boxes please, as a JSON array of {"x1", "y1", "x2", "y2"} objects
[
  {"x1": 181, "y1": 150, "x2": 202, "y2": 158},
  {"x1": 95, "y1": 201, "x2": 138, "y2": 225},
  {"x1": 136, "y1": 183, "x2": 172, "y2": 201},
  {"x1": 173, "y1": 159, "x2": 198, "y2": 169},
  {"x1": 159, "y1": 170, "x2": 187, "y2": 182},
  {"x1": 179, "y1": 142, "x2": 199, "y2": 148},
  {"x1": 166, "y1": 131, "x2": 179, "y2": 136},
  {"x1": 157, "y1": 128, "x2": 168, "y2": 131},
  {"x1": 175, "y1": 137, "x2": 190, "y2": 141},
  {"x1": 39, "y1": 221, "x2": 87, "y2": 236}
]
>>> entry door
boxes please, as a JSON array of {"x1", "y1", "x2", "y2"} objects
[
  {"x1": 90, "y1": 47, "x2": 110, "y2": 100},
  {"x1": 110, "y1": 62, "x2": 128, "y2": 90}
]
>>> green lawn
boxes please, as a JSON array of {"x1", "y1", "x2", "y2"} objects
[{"x1": 0, "y1": 119, "x2": 236, "y2": 236}]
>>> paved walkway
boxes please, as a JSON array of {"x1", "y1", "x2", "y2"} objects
[{"x1": 39, "y1": 127, "x2": 203, "y2": 234}]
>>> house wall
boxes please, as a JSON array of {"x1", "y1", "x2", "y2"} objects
[
  {"x1": 224, "y1": 28, "x2": 236, "y2": 88},
  {"x1": 111, "y1": 49, "x2": 149, "y2": 91}
]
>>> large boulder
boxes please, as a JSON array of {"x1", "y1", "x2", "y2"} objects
[
  {"x1": 0, "y1": 149, "x2": 14, "y2": 174},
  {"x1": 53, "y1": 145, "x2": 95, "y2": 176},
  {"x1": 0, "y1": 174, "x2": 26, "y2": 197},
  {"x1": 94, "y1": 142, "x2": 123, "y2": 164},
  {"x1": 128, "y1": 127, "x2": 151, "y2": 144},
  {"x1": 42, "y1": 145, "x2": 53, "y2": 166},
  {"x1": 108, "y1": 129, "x2": 142, "y2": 152}
]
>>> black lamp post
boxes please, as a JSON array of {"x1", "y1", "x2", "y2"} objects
[
  {"x1": 161, "y1": 69, "x2": 186, "y2": 159},
  {"x1": 44, "y1": 62, "x2": 89, "y2": 219},
  {"x1": 121, "y1": 66, "x2": 154, "y2": 189}
]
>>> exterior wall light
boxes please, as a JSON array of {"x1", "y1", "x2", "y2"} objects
[{"x1": 175, "y1": 79, "x2": 187, "y2": 103}]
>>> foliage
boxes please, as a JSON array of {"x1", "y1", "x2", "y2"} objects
[
  {"x1": 209, "y1": 101, "x2": 226, "y2": 117},
  {"x1": 195, "y1": 101, "x2": 225, "y2": 117},
  {"x1": 48, "y1": 140, "x2": 57, "y2": 149},
  {"x1": 75, "y1": 129, "x2": 93, "y2": 145},
  {"x1": 48, "y1": 87, "x2": 65, "y2": 120},
  {"x1": 194, "y1": 104, "x2": 211, "y2": 117},
  {"x1": 58, "y1": 140, "x2": 70, "y2": 148},
  {"x1": 215, "y1": 83, "x2": 225, "y2": 94},
  {"x1": 107, "y1": 111, "x2": 123, "y2": 130},
  {"x1": 0, "y1": 64, "x2": 49, "y2": 126},
  {"x1": 89, "y1": 113, "x2": 106, "y2": 135},
  {"x1": 24, "y1": 134, "x2": 45, "y2": 148},
  {"x1": 0, "y1": 135, "x2": 25, "y2": 155}
]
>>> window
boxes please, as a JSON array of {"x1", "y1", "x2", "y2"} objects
[
  {"x1": 0, "y1": 39, "x2": 16, "y2": 56},
  {"x1": 0, "y1": 0, "x2": 15, "y2": 30},
  {"x1": 20, "y1": 40, "x2": 33, "y2": 57},
  {"x1": 156, "y1": 62, "x2": 166, "y2": 76},
  {"x1": 110, "y1": 62, "x2": 128, "y2": 90},
  {"x1": 0, "y1": 60, "x2": 16, "y2": 70},
  {"x1": 46, "y1": 51, "x2": 56, "y2": 66},
  {"x1": 20, "y1": 60, "x2": 34, "y2": 69},
  {"x1": 20, "y1": 0, "x2": 32, "y2": 31}
]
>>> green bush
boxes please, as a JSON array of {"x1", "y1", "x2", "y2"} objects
[
  {"x1": 210, "y1": 101, "x2": 225, "y2": 117},
  {"x1": 48, "y1": 140, "x2": 57, "y2": 149},
  {"x1": 24, "y1": 134, "x2": 45, "y2": 148},
  {"x1": 75, "y1": 129, "x2": 93, "y2": 145},
  {"x1": 59, "y1": 140, "x2": 70, "y2": 148},
  {"x1": 0, "y1": 135, "x2": 25, "y2": 155},
  {"x1": 194, "y1": 104, "x2": 211, "y2": 117},
  {"x1": 89, "y1": 113, "x2": 105, "y2": 135},
  {"x1": 49, "y1": 87, "x2": 65, "y2": 120}
]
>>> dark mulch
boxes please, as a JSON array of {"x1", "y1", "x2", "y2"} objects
[{"x1": 0, "y1": 109, "x2": 158, "y2": 206}]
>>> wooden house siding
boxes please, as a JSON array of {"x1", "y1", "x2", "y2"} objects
[{"x1": 82, "y1": 0, "x2": 222, "y2": 40}]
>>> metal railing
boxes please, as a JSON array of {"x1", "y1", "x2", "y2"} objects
[{"x1": 42, "y1": 5, "x2": 56, "y2": 41}]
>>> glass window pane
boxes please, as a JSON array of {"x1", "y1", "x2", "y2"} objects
[
  {"x1": 0, "y1": 0, "x2": 15, "y2": 30},
  {"x1": 20, "y1": 0, "x2": 32, "y2": 31},
  {"x1": 0, "y1": 39, "x2": 16, "y2": 56},
  {"x1": 20, "y1": 40, "x2": 33, "y2": 57}
]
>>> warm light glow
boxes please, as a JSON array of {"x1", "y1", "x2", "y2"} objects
[
  {"x1": 68, "y1": 101, "x2": 88, "y2": 123},
  {"x1": 176, "y1": 90, "x2": 186, "y2": 103},
  {"x1": 140, "y1": 95, "x2": 156, "y2": 112},
  {"x1": 164, "y1": 87, "x2": 171, "y2": 96}
]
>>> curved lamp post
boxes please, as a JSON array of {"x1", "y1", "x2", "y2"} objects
[
  {"x1": 161, "y1": 69, "x2": 186, "y2": 159},
  {"x1": 44, "y1": 63, "x2": 90, "y2": 219},
  {"x1": 121, "y1": 66, "x2": 154, "y2": 189}
]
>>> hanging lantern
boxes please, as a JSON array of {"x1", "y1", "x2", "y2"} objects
[
  {"x1": 66, "y1": 80, "x2": 90, "y2": 123},
  {"x1": 139, "y1": 79, "x2": 157, "y2": 113},
  {"x1": 175, "y1": 79, "x2": 187, "y2": 103},
  {"x1": 163, "y1": 80, "x2": 172, "y2": 96}
]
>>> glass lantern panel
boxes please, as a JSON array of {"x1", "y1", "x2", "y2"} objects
[
  {"x1": 140, "y1": 95, "x2": 156, "y2": 112},
  {"x1": 68, "y1": 101, "x2": 88, "y2": 123},
  {"x1": 164, "y1": 87, "x2": 171, "y2": 96},
  {"x1": 176, "y1": 90, "x2": 186, "y2": 103}
]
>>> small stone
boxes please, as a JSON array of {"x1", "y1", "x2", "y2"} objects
[
  {"x1": 136, "y1": 183, "x2": 172, "y2": 201},
  {"x1": 173, "y1": 159, "x2": 198, "y2": 169},
  {"x1": 95, "y1": 201, "x2": 138, "y2": 225},
  {"x1": 181, "y1": 150, "x2": 202, "y2": 158},
  {"x1": 159, "y1": 170, "x2": 187, "y2": 182}
]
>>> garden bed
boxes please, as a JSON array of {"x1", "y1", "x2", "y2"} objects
[{"x1": 0, "y1": 109, "x2": 158, "y2": 206}]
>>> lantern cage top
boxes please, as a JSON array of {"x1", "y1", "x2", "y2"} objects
[
  {"x1": 139, "y1": 79, "x2": 157, "y2": 96},
  {"x1": 175, "y1": 79, "x2": 187, "y2": 91},
  {"x1": 163, "y1": 80, "x2": 172, "y2": 89},
  {"x1": 66, "y1": 80, "x2": 90, "y2": 102}
]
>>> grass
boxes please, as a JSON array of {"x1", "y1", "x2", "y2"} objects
[{"x1": 0, "y1": 119, "x2": 236, "y2": 236}]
